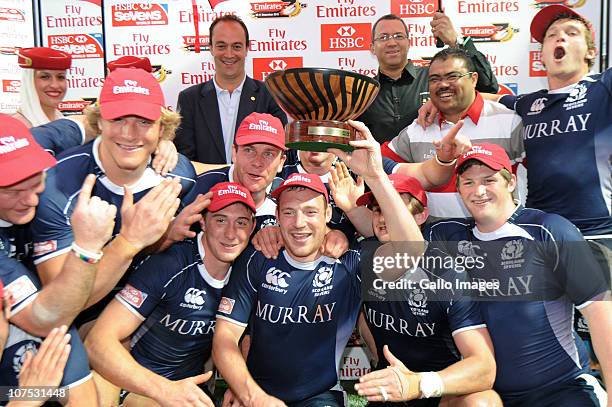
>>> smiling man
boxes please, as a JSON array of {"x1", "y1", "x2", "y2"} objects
[
  {"x1": 212, "y1": 121, "x2": 420, "y2": 407},
  {"x1": 357, "y1": 13, "x2": 497, "y2": 144},
  {"x1": 428, "y1": 144, "x2": 611, "y2": 407},
  {"x1": 386, "y1": 48, "x2": 524, "y2": 221},
  {"x1": 175, "y1": 14, "x2": 286, "y2": 165},
  {"x1": 30, "y1": 68, "x2": 196, "y2": 330},
  {"x1": 86, "y1": 182, "x2": 255, "y2": 407}
]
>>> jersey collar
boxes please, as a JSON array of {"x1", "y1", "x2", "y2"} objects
[
  {"x1": 92, "y1": 137, "x2": 161, "y2": 195},
  {"x1": 197, "y1": 231, "x2": 232, "y2": 289},
  {"x1": 472, "y1": 205, "x2": 534, "y2": 241},
  {"x1": 282, "y1": 249, "x2": 336, "y2": 270},
  {"x1": 438, "y1": 92, "x2": 484, "y2": 127},
  {"x1": 0, "y1": 219, "x2": 12, "y2": 227}
]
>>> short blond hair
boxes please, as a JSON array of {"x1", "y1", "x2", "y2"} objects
[{"x1": 84, "y1": 104, "x2": 181, "y2": 141}]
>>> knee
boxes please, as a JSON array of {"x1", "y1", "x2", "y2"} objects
[{"x1": 448, "y1": 390, "x2": 503, "y2": 407}]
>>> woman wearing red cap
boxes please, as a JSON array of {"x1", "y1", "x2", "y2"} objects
[{"x1": 13, "y1": 47, "x2": 72, "y2": 127}]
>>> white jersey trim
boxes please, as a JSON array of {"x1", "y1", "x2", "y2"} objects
[
  {"x1": 282, "y1": 250, "x2": 335, "y2": 270},
  {"x1": 215, "y1": 314, "x2": 248, "y2": 327},
  {"x1": 10, "y1": 292, "x2": 39, "y2": 318},
  {"x1": 32, "y1": 246, "x2": 71, "y2": 265},
  {"x1": 64, "y1": 371, "x2": 93, "y2": 389},
  {"x1": 451, "y1": 323, "x2": 487, "y2": 337},
  {"x1": 115, "y1": 295, "x2": 146, "y2": 321}
]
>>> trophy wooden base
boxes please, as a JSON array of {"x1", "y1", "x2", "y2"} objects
[{"x1": 285, "y1": 120, "x2": 354, "y2": 152}]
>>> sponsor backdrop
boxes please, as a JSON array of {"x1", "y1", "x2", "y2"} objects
[
  {"x1": 0, "y1": 0, "x2": 34, "y2": 114},
  {"x1": 0, "y1": 0, "x2": 603, "y2": 116}
]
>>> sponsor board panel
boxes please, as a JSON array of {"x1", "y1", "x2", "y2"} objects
[
  {"x1": 39, "y1": 0, "x2": 104, "y2": 114},
  {"x1": 0, "y1": 0, "x2": 34, "y2": 113}
]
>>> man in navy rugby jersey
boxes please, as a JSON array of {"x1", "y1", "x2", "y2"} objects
[
  {"x1": 428, "y1": 144, "x2": 611, "y2": 407},
  {"x1": 495, "y1": 4, "x2": 612, "y2": 364},
  {"x1": 86, "y1": 182, "x2": 255, "y2": 407},
  {"x1": 0, "y1": 115, "x2": 116, "y2": 405},
  {"x1": 346, "y1": 173, "x2": 499, "y2": 406},
  {"x1": 213, "y1": 120, "x2": 423, "y2": 407},
  {"x1": 30, "y1": 68, "x2": 194, "y2": 331}
]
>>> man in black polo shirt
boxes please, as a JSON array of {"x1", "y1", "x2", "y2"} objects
[{"x1": 358, "y1": 13, "x2": 498, "y2": 143}]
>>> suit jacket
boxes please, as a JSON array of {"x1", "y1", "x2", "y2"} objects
[{"x1": 174, "y1": 76, "x2": 287, "y2": 164}]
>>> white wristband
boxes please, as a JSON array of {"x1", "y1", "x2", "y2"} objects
[
  {"x1": 418, "y1": 372, "x2": 444, "y2": 399},
  {"x1": 71, "y1": 242, "x2": 103, "y2": 263},
  {"x1": 434, "y1": 153, "x2": 457, "y2": 167}
]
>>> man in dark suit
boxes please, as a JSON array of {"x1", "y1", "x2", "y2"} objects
[{"x1": 175, "y1": 15, "x2": 287, "y2": 165}]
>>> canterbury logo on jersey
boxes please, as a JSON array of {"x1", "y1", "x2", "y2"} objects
[
  {"x1": 180, "y1": 287, "x2": 206, "y2": 310},
  {"x1": 262, "y1": 268, "x2": 290, "y2": 294},
  {"x1": 527, "y1": 97, "x2": 547, "y2": 115}
]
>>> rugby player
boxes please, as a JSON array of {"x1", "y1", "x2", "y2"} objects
[
  {"x1": 0, "y1": 114, "x2": 116, "y2": 405},
  {"x1": 428, "y1": 144, "x2": 611, "y2": 406},
  {"x1": 212, "y1": 120, "x2": 421, "y2": 406},
  {"x1": 30, "y1": 68, "x2": 194, "y2": 330},
  {"x1": 86, "y1": 182, "x2": 255, "y2": 407},
  {"x1": 340, "y1": 172, "x2": 499, "y2": 406}
]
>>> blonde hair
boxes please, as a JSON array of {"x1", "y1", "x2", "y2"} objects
[{"x1": 84, "y1": 104, "x2": 181, "y2": 141}]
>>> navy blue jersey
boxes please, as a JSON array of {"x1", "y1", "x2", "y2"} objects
[
  {"x1": 116, "y1": 233, "x2": 225, "y2": 380},
  {"x1": 217, "y1": 246, "x2": 362, "y2": 403},
  {"x1": 499, "y1": 69, "x2": 612, "y2": 237},
  {"x1": 30, "y1": 137, "x2": 196, "y2": 265},
  {"x1": 184, "y1": 165, "x2": 281, "y2": 232},
  {"x1": 0, "y1": 227, "x2": 91, "y2": 388},
  {"x1": 30, "y1": 118, "x2": 84, "y2": 157},
  {"x1": 361, "y1": 240, "x2": 485, "y2": 373},
  {"x1": 427, "y1": 207, "x2": 607, "y2": 400}
]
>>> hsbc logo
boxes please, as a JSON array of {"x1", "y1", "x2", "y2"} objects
[
  {"x1": 253, "y1": 57, "x2": 302, "y2": 80},
  {"x1": 112, "y1": 3, "x2": 168, "y2": 26},
  {"x1": 392, "y1": 0, "x2": 437, "y2": 18},
  {"x1": 337, "y1": 26, "x2": 356, "y2": 37},
  {"x1": 180, "y1": 287, "x2": 206, "y2": 310},
  {"x1": 48, "y1": 34, "x2": 103, "y2": 59},
  {"x1": 529, "y1": 51, "x2": 546, "y2": 77},
  {"x1": 269, "y1": 60, "x2": 287, "y2": 70},
  {"x1": 321, "y1": 23, "x2": 371, "y2": 52}
]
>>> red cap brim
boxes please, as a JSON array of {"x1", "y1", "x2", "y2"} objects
[
  {"x1": 208, "y1": 197, "x2": 256, "y2": 213},
  {"x1": 235, "y1": 134, "x2": 287, "y2": 151},
  {"x1": 100, "y1": 100, "x2": 161, "y2": 121},
  {"x1": 530, "y1": 5, "x2": 591, "y2": 43},
  {"x1": 0, "y1": 149, "x2": 56, "y2": 187}
]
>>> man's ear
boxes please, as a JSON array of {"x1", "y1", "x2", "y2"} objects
[
  {"x1": 231, "y1": 145, "x2": 238, "y2": 163},
  {"x1": 325, "y1": 203, "x2": 333, "y2": 223},
  {"x1": 585, "y1": 48, "x2": 597, "y2": 65},
  {"x1": 199, "y1": 213, "x2": 207, "y2": 232},
  {"x1": 507, "y1": 174, "x2": 517, "y2": 194},
  {"x1": 413, "y1": 208, "x2": 429, "y2": 226},
  {"x1": 277, "y1": 153, "x2": 287, "y2": 173}
]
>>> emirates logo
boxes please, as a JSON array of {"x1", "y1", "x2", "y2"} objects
[
  {"x1": 269, "y1": 60, "x2": 287, "y2": 70},
  {"x1": 337, "y1": 26, "x2": 356, "y2": 37}
]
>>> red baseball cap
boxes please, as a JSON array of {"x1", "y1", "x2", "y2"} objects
[
  {"x1": 530, "y1": 5, "x2": 594, "y2": 44},
  {"x1": 18, "y1": 47, "x2": 72, "y2": 70},
  {"x1": 107, "y1": 56, "x2": 153, "y2": 73},
  {"x1": 0, "y1": 114, "x2": 56, "y2": 187},
  {"x1": 235, "y1": 113, "x2": 287, "y2": 151},
  {"x1": 456, "y1": 143, "x2": 512, "y2": 174},
  {"x1": 208, "y1": 182, "x2": 256, "y2": 213},
  {"x1": 357, "y1": 174, "x2": 427, "y2": 207},
  {"x1": 271, "y1": 173, "x2": 329, "y2": 203},
  {"x1": 99, "y1": 68, "x2": 164, "y2": 121}
]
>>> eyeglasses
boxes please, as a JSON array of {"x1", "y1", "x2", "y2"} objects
[
  {"x1": 374, "y1": 33, "x2": 408, "y2": 42},
  {"x1": 428, "y1": 72, "x2": 474, "y2": 85}
]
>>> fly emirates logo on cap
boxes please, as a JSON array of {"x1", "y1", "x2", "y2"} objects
[
  {"x1": 113, "y1": 79, "x2": 150, "y2": 96},
  {"x1": 0, "y1": 136, "x2": 29, "y2": 155},
  {"x1": 218, "y1": 184, "x2": 248, "y2": 199},
  {"x1": 249, "y1": 119, "x2": 279, "y2": 134}
]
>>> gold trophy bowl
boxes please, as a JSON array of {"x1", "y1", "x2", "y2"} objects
[{"x1": 265, "y1": 68, "x2": 380, "y2": 152}]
